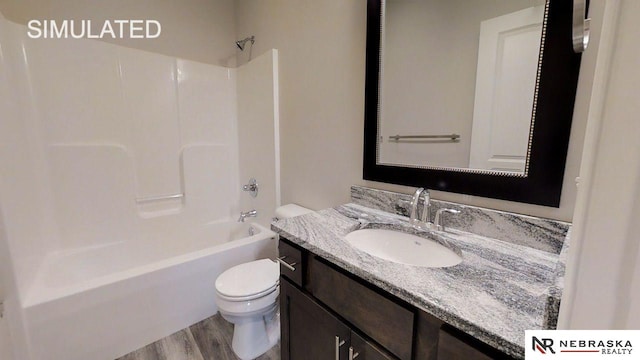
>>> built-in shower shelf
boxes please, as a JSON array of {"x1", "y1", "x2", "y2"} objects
[
  {"x1": 135, "y1": 193, "x2": 185, "y2": 217},
  {"x1": 135, "y1": 193, "x2": 184, "y2": 204}
]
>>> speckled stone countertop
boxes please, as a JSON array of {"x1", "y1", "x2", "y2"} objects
[{"x1": 272, "y1": 203, "x2": 566, "y2": 359}]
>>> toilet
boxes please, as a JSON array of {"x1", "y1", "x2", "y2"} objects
[
  {"x1": 215, "y1": 259, "x2": 280, "y2": 360},
  {"x1": 215, "y1": 204, "x2": 313, "y2": 360}
]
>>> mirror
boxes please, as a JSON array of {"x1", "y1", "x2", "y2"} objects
[
  {"x1": 364, "y1": 0, "x2": 583, "y2": 206},
  {"x1": 380, "y1": 0, "x2": 546, "y2": 173}
]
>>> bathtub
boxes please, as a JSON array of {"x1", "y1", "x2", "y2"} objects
[{"x1": 19, "y1": 221, "x2": 277, "y2": 360}]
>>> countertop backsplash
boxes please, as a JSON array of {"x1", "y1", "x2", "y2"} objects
[{"x1": 351, "y1": 185, "x2": 570, "y2": 255}]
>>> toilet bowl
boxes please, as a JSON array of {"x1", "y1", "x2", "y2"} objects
[{"x1": 215, "y1": 258, "x2": 280, "y2": 360}]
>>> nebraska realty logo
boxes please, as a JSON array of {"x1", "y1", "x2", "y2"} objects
[{"x1": 525, "y1": 331, "x2": 639, "y2": 358}]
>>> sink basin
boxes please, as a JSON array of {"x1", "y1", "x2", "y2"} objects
[{"x1": 344, "y1": 229, "x2": 462, "y2": 268}]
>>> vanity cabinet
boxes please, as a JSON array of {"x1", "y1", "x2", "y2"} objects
[
  {"x1": 308, "y1": 256, "x2": 414, "y2": 359},
  {"x1": 280, "y1": 279, "x2": 351, "y2": 359},
  {"x1": 278, "y1": 238, "x2": 516, "y2": 360},
  {"x1": 281, "y1": 279, "x2": 395, "y2": 360}
]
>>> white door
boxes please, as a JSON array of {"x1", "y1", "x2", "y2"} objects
[{"x1": 468, "y1": 5, "x2": 545, "y2": 172}]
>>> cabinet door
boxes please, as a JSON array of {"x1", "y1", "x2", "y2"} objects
[
  {"x1": 281, "y1": 279, "x2": 351, "y2": 360},
  {"x1": 437, "y1": 326, "x2": 514, "y2": 360},
  {"x1": 308, "y1": 257, "x2": 414, "y2": 360},
  {"x1": 350, "y1": 332, "x2": 398, "y2": 360}
]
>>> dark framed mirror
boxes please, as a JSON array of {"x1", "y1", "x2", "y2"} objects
[{"x1": 363, "y1": 0, "x2": 583, "y2": 207}]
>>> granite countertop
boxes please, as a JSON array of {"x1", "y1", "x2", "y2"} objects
[{"x1": 271, "y1": 203, "x2": 564, "y2": 359}]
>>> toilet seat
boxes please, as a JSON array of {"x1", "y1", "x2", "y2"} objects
[
  {"x1": 216, "y1": 287, "x2": 280, "y2": 317},
  {"x1": 215, "y1": 259, "x2": 279, "y2": 301},
  {"x1": 217, "y1": 282, "x2": 279, "y2": 302}
]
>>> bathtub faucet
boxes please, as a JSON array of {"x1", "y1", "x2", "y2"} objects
[{"x1": 238, "y1": 209, "x2": 257, "y2": 222}]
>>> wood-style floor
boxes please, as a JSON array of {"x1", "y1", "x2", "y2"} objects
[{"x1": 117, "y1": 314, "x2": 280, "y2": 360}]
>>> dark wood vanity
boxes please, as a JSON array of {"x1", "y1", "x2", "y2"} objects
[{"x1": 278, "y1": 238, "x2": 516, "y2": 360}]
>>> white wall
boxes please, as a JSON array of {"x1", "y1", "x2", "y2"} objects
[
  {"x1": 0, "y1": 15, "x2": 57, "y2": 302},
  {"x1": 0, "y1": 14, "x2": 12, "y2": 307},
  {"x1": 0, "y1": 205, "x2": 30, "y2": 360},
  {"x1": 0, "y1": 0, "x2": 238, "y2": 66},
  {"x1": 0, "y1": 50, "x2": 12, "y2": 357},
  {"x1": 235, "y1": 0, "x2": 368, "y2": 213},
  {"x1": 0, "y1": 210, "x2": 17, "y2": 360},
  {"x1": 0, "y1": 15, "x2": 242, "y2": 302},
  {"x1": 25, "y1": 31, "x2": 239, "y2": 251},
  {"x1": 560, "y1": 0, "x2": 640, "y2": 329},
  {"x1": 0, "y1": 15, "x2": 35, "y2": 360},
  {"x1": 237, "y1": 50, "x2": 281, "y2": 226},
  {"x1": 235, "y1": 0, "x2": 593, "y2": 222}
]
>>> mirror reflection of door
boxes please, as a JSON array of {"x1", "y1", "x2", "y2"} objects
[
  {"x1": 378, "y1": 0, "x2": 546, "y2": 174},
  {"x1": 468, "y1": 5, "x2": 544, "y2": 173}
]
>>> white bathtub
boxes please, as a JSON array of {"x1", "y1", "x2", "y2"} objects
[{"x1": 19, "y1": 221, "x2": 277, "y2": 360}]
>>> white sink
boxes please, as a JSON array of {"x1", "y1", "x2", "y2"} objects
[{"x1": 344, "y1": 229, "x2": 462, "y2": 268}]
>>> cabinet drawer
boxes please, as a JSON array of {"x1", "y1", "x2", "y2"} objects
[
  {"x1": 308, "y1": 257, "x2": 414, "y2": 360},
  {"x1": 278, "y1": 239, "x2": 303, "y2": 287}
]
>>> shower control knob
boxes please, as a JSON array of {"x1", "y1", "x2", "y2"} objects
[{"x1": 242, "y1": 178, "x2": 259, "y2": 198}]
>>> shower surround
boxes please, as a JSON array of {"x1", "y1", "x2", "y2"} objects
[{"x1": 0, "y1": 14, "x2": 280, "y2": 360}]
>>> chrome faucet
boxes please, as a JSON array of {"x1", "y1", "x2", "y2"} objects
[
  {"x1": 409, "y1": 188, "x2": 460, "y2": 232},
  {"x1": 238, "y1": 209, "x2": 257, "y2": 222},
  {"x1": 409, "y1": 188, "x2": 424, "y2": 224},
  {"x1": 409, "y1": 188, "x2": 432, "y2": 230},
  {"x1": 434, "y1": 208, "x2": 461, "y2": 232}
]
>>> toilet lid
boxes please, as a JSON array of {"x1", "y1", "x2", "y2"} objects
[{"x1": 215, "y1": 259, "x2": 280, "y2": 299}]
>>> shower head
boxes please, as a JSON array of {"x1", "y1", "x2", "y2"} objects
[{"x1": 235, "y1": 36, "x2": 255, "y2": 51}]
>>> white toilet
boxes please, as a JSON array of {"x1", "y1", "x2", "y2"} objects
[
  {"x1": 215, "y1": 204, "x2": 312, "y2": 359},
  {"x1": 215, "y1": 258, "x2": 281, "y2": 360}
]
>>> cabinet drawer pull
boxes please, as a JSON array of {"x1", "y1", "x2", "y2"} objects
[
  {"x1": 335, "y1": 336, "x2": 346, "y2": 360},
  {"x1": 349, "y1": 347, "x2": 360, "y2": 360},
  {"x1": 276, "y1": 256, "x2": 297, "y2": 271}
]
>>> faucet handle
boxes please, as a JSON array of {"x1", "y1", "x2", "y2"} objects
[
  {"x1": 434, "y1": 208, "x2": 460, "y2": 232},
  {"x1": 242, "y1": 178, "x2": 259, "y2": 197}
]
